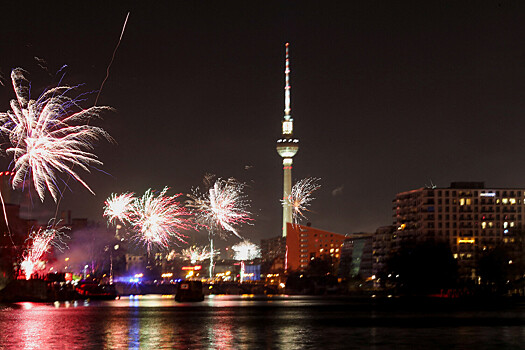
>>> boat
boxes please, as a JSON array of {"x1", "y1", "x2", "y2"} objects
[
  {"x1": 75, "y1": 282, "x2": 117, "y2": 300},
  {"x1": 175, "y1": 280, "x2": 204, "y2": 302}
]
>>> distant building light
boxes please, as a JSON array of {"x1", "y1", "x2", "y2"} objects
[{"x1": 480, "y1": 193, "x2": 496, "y2": 197}]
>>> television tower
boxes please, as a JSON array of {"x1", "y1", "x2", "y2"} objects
[{"x1": 276, "y1": 43, "x2": 299, "y2": 237}]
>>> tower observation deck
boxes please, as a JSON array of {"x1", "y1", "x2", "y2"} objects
[{"x1": 276, "y1": 43, "x2": 299, "y2": 237}]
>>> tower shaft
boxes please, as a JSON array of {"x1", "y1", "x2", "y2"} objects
[{"x1": 282, "y1": 159, "x2": 293, "y2": 237}]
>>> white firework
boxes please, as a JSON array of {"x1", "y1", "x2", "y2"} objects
[
  {"x1": 0, "y1": 68, "x2": 112, "y2": 202},
  {"x1": 282, "y1": 177, "x2": 321, "y2": 225},
  {"x1": 187, "y1": 177, "x2": 252, "y2": 238},
  {"x1": 232, "y1": 240, "x2": 261, "y2": 261}
]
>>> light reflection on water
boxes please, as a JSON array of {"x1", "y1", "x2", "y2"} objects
[{"x1": 0, "y1": 295, "x2": 524, "y2": 349}]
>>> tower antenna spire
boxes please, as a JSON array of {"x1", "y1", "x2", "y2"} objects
[{"x1": 284, "y1": 42, "x2": 291, "y2": 118}]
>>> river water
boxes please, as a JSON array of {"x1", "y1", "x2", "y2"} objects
[{"x1": 1, "y1": 295, "x2": 524, "y2": 349}]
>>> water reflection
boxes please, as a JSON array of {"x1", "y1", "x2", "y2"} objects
[
  {"x1": 128, "y1": 308, "x2": 141, "y2": 350},
  {"x1": 10, "y1": 303, "x2": 56, "y2": 349},
  {"x1": 207, "y1": 309, "x2": 234, "y2": 349},
  {"x1": 0, "y1": 296, "x2": 524, "y2": 349}
]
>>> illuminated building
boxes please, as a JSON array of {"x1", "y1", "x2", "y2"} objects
[
  {"x1": 125, "y1": 254, "x2": 146, "y2": 275},
  {"x1": 286, "y1": 223, "x2": 346, "y2": 271},
  {"x1": 371, "y1": 225, "x2": 396, "y2": 277},
  {"x1": 339, "y1": 233, "x2": 373, "y2": 280},
  {"x1": 393, "y1": 182, "x2": 525, "y2": 278},
  {"x1": 276, "y1": 43, "x2": 299, "y2": 237}
]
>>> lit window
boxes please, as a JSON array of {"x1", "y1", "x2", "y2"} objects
[
  {"x1": 460, "y1": 198, "x2": 465, "y2": 206},
  {"x1": 282, "y1": 121, "x2": 293, "y2": 134},
  {"x1": 481, "y1": 222, "x2": 486, "y2": 229},
  {"x1": 510, "y1": 198, "x2": 517, "y2": 205},
  {"x1": 453, "y1": 254, "x2": 458, "y2": 259},
  {"x1": 466, "y1": 198, "x2": 471, "y2": 205},
  {"x1": 510, "y1": 222, "x2": 515, "y2": 227},
  {"x1": 504, "y1": 222, "x2": 508, "y2": 228},
  {"x1": 502, "y1": 198, "x2": 509, "y2": 204}
]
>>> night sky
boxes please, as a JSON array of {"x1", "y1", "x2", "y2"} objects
[{"x1": 1, "y1": 1, "x2": 525, "y2": 245}]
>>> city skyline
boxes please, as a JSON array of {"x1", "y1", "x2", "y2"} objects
[{"x1": 1, "y1": 2, "x2": 525, "y2": 244}]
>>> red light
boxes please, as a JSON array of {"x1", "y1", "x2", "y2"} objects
[
  {"x1": 181, "y1": 266, "x2": 194, "y2": 270},
  {"x1": 194, "y1": 265, "x2": 202, "y2": 270}
]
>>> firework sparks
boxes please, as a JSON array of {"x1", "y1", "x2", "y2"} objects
[
  {"x1": 282, "y1": 177, "x2": 321, "y2": 225},
  {"x1": 187, "y1": 178, "x2": 252, "y2": 238},
  {"x1": 130, "y1": 188, "x2": 192, "y2": 249},
  {"x1": 0, "y1": 68, "x2": 113, "y2": 202},
  {"x1": 232, "y1": 240, "x2": 261, "y2": 261},
  {"x1": 20, "y1": 224, "x2": 69, "y2": 280},
  {"x1": 105, "y1": 188, "x2": 192, "y2": 249},
  {"x1": 181, "y1": 245, "x2": 216, "y2": 264},
  {"x1": 103, "y1": 192, "x2": 136, "y2": 225}
]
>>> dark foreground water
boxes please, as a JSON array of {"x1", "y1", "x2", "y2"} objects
[{"x1": 1, "y1": 295, "x2": 525, "y2": 349}]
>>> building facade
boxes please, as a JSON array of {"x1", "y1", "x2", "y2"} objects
[
  {"x1": 339, "y1": 233, "x2": 374, "y2": 280},
  {"x1": 393, "y1": 182, "x2": 525, "y2": 278},
  {"x1": 372, "y1": 225, "x2": 396, "y2": 277},
  {"x1": 286, "y1": 223, "x2": 346, "y2": 271}
]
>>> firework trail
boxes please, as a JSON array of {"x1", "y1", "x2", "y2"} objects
[
  {"x1": 0, "y1": 68, "x2": 113, "y2": 202},
  {"x1": 20, "y1": 223, "x2": 69, "y2": 280},
  {"x1": 232, "y1": 240, "x2": 261, "y2": 261},
  {"x1": 95, "y1": 12, "x2": 130, "y2": 105},
  {"x1": 105, "y1": 188, "x2": 192, "y2": 250},
  {"x1": 103, "y1": 192, "x2": 135, "y2": 225},
  {"x1": 181, "y1": 245, "x2": 217, "y2": 264},
  {"x1": 187, "y1": 177, "x2": 252, "y2": 238},
  {"x1": 282, "y1": 177, "x2": 321, "y2": 225}
]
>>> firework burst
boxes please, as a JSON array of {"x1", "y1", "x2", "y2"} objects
[
  {"x1": 103, "y1": 192, "x2": 135, "y2": 225},
  {"x1": 282, "y1": 177, "x2": 321, "y2": 225},
  {"x1": 20, "y1": 223, "x2": 69, "y2": 280},
  {"x1": 105, "y1": 188, "x2": 192, "y2": 249},
  {"x1": 187, "y1": 177, "x2": 252, "y2": 238},
  {"x1": 232, "y1": 240, "x2": 261, "y2": 261},
  {"x1": 181, "y1": 245, "x2": 216, "y2": 264},
  {"x1": 0, "y1": 68, "x2": 112, "y2": 202}
]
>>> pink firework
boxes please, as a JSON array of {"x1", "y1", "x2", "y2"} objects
[
  {"x1": 20, "y1": 225, "x2": 68, "y2": 280},
  {"x1": 0, "y1": 68, "x2": 112, "y2": 202},
  {"x1": 188, "y1": 178, "x2": 252, "y2": 238},
  {"x1": 129, "y1": 187, "x2": 192, "y2": 249},
  {"x1": 103, "y1": 192, "x2": 135, "y2": 225},
  {"x1": 282, "y1": 177, "x2": 321, "y2": 225}
]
